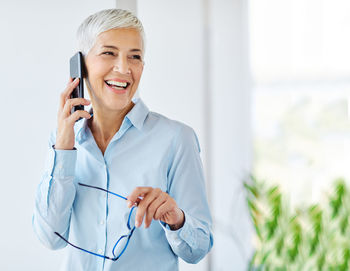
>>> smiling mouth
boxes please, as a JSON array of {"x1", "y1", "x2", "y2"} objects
[{"x1": 105, "y1": 80, "x2": 130, "y2": 90}]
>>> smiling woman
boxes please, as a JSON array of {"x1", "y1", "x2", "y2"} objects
[
  {"x1": 85, "y1": 28, "x2": 144, "y2": 116},
  {"x1": 32, "y1": 9, "x2": 213, "y2": 271},
  {"x1": 84, "y1": 27, "x2": 145, "y2": 154}
]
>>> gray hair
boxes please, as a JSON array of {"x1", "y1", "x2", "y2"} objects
[{"x1": 76, "y1": 9, "x2": 145, "y2": 55}]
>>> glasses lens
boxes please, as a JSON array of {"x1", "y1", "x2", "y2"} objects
[
  {"x1": 113, "y1": 235, "x2": 129, "y2": 257},
  {"x1": 127, "y1": 206, "x2": 136, "y2": 229}
]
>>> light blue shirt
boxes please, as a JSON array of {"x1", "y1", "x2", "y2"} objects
[{"x1": 33, "y1": 98, "x2": 213, "y2": 271}]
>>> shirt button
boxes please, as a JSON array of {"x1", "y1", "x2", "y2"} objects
[
  {"x1": 100, "y1": 220, "x2": 105, "y2": 225},
  {"x1": 98, "y1": 249, "x2": 103, "y2": 254}
]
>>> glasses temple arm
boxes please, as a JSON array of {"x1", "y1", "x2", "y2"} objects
[
  {"x1": 78, "y1": 182, "x2": 127, "y2": 200},
  {"x1": 54, "y1": 232, "x2": 118, "y2": 261}
]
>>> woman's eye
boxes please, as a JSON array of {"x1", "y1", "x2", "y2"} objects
[
  {"x1": 131, "y1": 55, "x2": 141, "y2": 60},
  {"x1": 102, "y1": 51, "x2": 115, "y2": 56}
]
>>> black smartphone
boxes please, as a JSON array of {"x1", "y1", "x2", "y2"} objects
[{"x1": 70, "y1": 52, "x2": 85, "y2": 114}]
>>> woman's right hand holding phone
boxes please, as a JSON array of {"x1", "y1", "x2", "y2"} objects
[{"x1": 55, "y1": 77, "x2": 91, "y2": 150}]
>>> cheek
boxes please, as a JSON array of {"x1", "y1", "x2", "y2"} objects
[
  {"x1": 86, "y1": 59, "x2": 110, "y2": 81},
  {"x1": 133, "y1": 68, "x2": 144, "y2": 82},
  {"x1": 89, "y1": 68, "x2": 108, "y2": 86}
]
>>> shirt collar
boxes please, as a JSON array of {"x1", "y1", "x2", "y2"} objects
[
  {"x1": 75, "y1": 97, "x2": 149, "y2": 143},
  {"x1": 126, "y1": 97, "x2": 149, "y2": 130}
]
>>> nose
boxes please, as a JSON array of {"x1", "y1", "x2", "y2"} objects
[{"x1": 113, "y1": 54, "x2": 130, "y2": 74}]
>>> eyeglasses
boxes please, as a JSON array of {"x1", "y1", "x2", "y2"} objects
[{"x1": 54, "y1": 182, "x2": 136, "y2": 261}]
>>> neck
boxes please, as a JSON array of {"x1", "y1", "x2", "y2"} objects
[{"x1": 88, "y1": 102, "x2": 135, "y2": 144}]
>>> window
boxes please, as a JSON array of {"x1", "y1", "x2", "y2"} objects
[{"x1": 250, "y1": 0, "x2": 350, "y2": 205}]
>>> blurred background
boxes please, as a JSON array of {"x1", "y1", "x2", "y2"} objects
[{"x1": 0, "y1": 0, "x2": 349, "y2": 270}]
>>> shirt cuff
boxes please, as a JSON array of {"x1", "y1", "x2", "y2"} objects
[
  {"x1": 159, "y1": 210, "x2": 197, "y2": 249},
  {"x1": 46, "y1": 145, "x2": 77, "y2": 178}
]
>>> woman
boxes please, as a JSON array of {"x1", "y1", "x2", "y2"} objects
[{"x1": 33, "y1": 9, "x2": 213, "y2": 271}]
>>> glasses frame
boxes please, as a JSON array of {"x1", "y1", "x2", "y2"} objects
[{"x1": 54, "y1": 182, "x2": 136, "y2": 261}]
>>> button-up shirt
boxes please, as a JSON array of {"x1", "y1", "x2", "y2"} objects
[{"x1": 32, "y1": 98, "x2": 213, "y2": 271}]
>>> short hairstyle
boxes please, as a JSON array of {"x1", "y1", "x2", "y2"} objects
[{"x1": 76, "y1": 9, "x2": 145, "y2": 55}]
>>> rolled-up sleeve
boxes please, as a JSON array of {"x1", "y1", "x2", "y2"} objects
[
  {"x1": 32, "y1": 131, "x2": 77, "y2": 250},
  {"x1": 162, "y1": 125, "x2": 213, "y2": 264}
]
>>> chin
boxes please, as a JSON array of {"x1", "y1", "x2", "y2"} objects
[{"x1": 106, "y1": 99, "x2": 133, "y2": 111}]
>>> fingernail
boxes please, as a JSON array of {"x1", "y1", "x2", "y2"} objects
[{"x1": 135, "y1": 220, "x2": 140, "y2": 227}]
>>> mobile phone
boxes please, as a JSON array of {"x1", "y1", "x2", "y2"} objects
[{"x1": 70, "y1": 52, "x2": 85, "y2": 115}]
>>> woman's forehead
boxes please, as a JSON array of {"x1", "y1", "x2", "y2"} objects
[{"x1": 95, "y1": 28, "x2": 143, "y2": 51}]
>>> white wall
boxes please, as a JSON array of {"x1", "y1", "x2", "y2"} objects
[{"x1": 210, "y1": 0, "x2": 254, "y2": 269}]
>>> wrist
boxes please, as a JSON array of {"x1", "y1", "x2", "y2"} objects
[
  {"x1": 169, "y1": 209, "x2": 185, "y2": 230},
  {"x1": 54, "y1": 143, "x2": 75, "y2": 150}
]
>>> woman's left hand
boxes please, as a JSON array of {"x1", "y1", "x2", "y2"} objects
[{"x1": 127, "y1": 187, "x2": 185, "y2": 230}]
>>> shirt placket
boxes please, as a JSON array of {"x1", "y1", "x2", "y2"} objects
[{"x1": 100, "y1": 161, "x2": 109, "y2": 271}]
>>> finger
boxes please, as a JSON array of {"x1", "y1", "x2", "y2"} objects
[
  {"x1": 126, "y1": 197, "x2": 142, "y2": 208},
  {"x1": 154, "y1": 201, "x2": 170, "y2": 221},
  {"x1": 61, "y1": 98, "x2": 90, "y2": 118},
  {"x1": 60, "y1": 78, "x2": 80, "y2": 110},
  {"x1": 59, "y1": 78, "x2": 80, "y2": 110},
  {"x1": 127, "y1": 187, "x2": 152, "y2": 206},
  {"x1": 67, "y1": 110, "x2": 92, "y2": 124},
  {"x1": 134, "y1": 188, "x2": 162, "y2": 228},
  {"x1": 154, "y1": 199, "x2": 177, "y2": 221},
  {"x1": 145, "y1": 192, "x2": 167, "y2": 228},
  {"x1": 134, "y1": 188, "x2": 161, "y2": 228}
]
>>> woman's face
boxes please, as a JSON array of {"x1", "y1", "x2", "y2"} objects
[{"x1": 85, "y1": 28, "x2": 144, "y2": 113}]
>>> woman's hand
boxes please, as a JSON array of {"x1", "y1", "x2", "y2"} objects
[
  {"x1": 55, "y1": 77, "x2": 92, "y2": 150},
  {"x1": 127, "y1": 187, "x2": 185, "y2": 230}
]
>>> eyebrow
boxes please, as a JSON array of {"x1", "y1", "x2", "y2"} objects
[{"x1": 101, "y1": 45, "x2": 142, "y2": 53}]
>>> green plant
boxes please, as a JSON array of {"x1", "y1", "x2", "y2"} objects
[{"x1": 245, "y1": 177, "x2": 350, "y2": 271}]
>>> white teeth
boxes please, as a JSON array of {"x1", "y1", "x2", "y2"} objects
[{"x1": 106, "y1": 80, "x2": 128, "y2": 88}]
